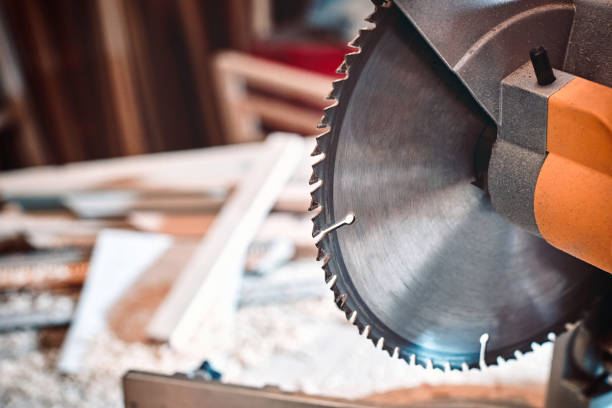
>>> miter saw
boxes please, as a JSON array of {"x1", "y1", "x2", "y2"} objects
[
  {"x1": 123, "y1": 1, "x2": 611, "y2": 407},
  {"x1": 309, "y1": 0, "x2": 612, "y2": 406}
]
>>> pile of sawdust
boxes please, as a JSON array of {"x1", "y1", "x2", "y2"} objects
[{"x1": 0, "y1": 267, "x2": 552, "y2": 407}]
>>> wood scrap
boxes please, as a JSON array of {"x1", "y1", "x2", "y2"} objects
[{"x1": 146, "y1": 134, "x2": 304, "y2": 347}]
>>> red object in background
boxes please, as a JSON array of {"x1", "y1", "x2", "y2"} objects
[{"x1": 252, "y1": 41, "x2": 353, "y2": 78}]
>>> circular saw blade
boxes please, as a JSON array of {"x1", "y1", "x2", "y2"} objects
[{"x1": 311, "y1": 5, "x2": 610, "y2": 369}]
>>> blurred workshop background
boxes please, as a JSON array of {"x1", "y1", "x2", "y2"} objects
[
  {"x1": 0, "y1": 0, "x2": 372, "y2": 168},
  {"x1": 0, "y1": 1, "x2": 551, "y2": 407}
]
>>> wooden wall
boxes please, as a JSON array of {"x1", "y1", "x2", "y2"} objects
[{"x1": 0, "y1": 0, "x2": 254, "y2": 169}]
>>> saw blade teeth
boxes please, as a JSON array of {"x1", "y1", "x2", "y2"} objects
[
  {"x1": 310, "y1": 143, "x2": 323, "y2": 156},
  {"x1": 335, "y1": 293, "x2": 348, "y2": 308},
  {"x1": 349, "y1": 310, "x2": 358, "y2": 324},
  {"x1": 362, "y1": 325, "x2": 371, "y2": 337},
  {"x1": 326, "y1": 273, "x2": 338, "y2": 287},
  {"x1": 311, "y1": 151, "x2": 326, "y2": 166},
  {"x1": 314, "y1": 131, "x2": 331, "y2": 154},
  {"x1": 392, "y1": 347, "x2": 400, "y2": 359},
  {"x1": 308, "y1": 182, "x2": 323, "y2": 204},
  {"x1": 323, "y1": 261, "x2": 333, "y2": 282},
  {"x1": 311, "y1": 208, "x2": 323, "y2": 237},
  {"x1": 376, "y1": 337, "x2": 385, "y2": 350},
  {"x1": 450, "y1": 361, "x2": 464, "y2": 371},
  {"x1": 350, "y1": 28, "x2": 374, "y2": 48},
  {"x1": 310, "y1": 160, "x2": 325, "y2": 186},
  {"x1": 310, "y1": 179, "x2": 323, "y2": 194},
  {"x1": 308, "y1": 172, "x2": 320, "y2": 185},
  {"x1": 317, "y1": 115, "x2": 327, "y2": 129},
  {"x1": 308, "y1": 182, "x2": 322, "y2": 211},
  {"x1": 321, "y1": 253, "x2": 331, "y2": 266},
  {"x1": 310, "y1": 207, "x2": 322, "y2": 226},
  {"x1": 318, "y1": 105, "x2": 337, "y2": 129},
  {"x1": 365, "y1": 6, "x2": 385, "y2": 23},
  {"x1": 432, "y1": 359, "x2": 447, "y2": 371},
  {"x1": 425, "y1": 359, "x2": 434, "y2": 370},
  {"x1": 312, "y1": 223, "x2": 322, "y2": 239},
  {"x1": 344, "y1": 53, "x2": 361, "y2": 70},
  {"x1": 349, "y1": 34, "x2": 363, "y2": 49},
  {"x1": 316, "y1": 247, "x2": 325, "y2": 261},
  {"x1": 326, "y1": 80, "x2": 344, "y2": 101},
  {"x1": 336, "y1": 61, "x2": 348, "y2": 75}
]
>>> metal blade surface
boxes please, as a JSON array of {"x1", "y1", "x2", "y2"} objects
[{"x1": 312, "y1": 5, "x2": 610, "y2": 369}]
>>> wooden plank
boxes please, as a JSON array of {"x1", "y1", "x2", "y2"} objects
[
  {"x1": 21, "y1": 2, "x2": 85, "y2": 162},
  {"x1": 242, "y1": 94, "x2": 322, "y2": 136},
  {"x1": 0, "y1": 7, "x2": 46, "y2": 166},
  {"x1": 146, "y1": 134, "x2": 304, "y2": 347},
  {"x1": 0, "y1": 141, "x2": 262, "y2": 195},
  {"x1": 108, "y1": 239, "x2": 196, "y2": 343},
  {"x1": 97, "y1": 0, "x2": 146, "y2": 155},
  {"x1": 214, "y1": 51, "x2": 332, "y2": 108},
  {"x1": 177, "y1": 0, "x2": 224, "y2": 146}
]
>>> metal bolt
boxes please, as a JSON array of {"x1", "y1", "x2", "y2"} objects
[{"x1": 529, "y1": 46, "x2": 556, "y2": 86}]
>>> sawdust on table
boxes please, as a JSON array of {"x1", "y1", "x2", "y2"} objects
[{"x1": 0, "y1": 272, "x2": 552, "y2": 407}]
